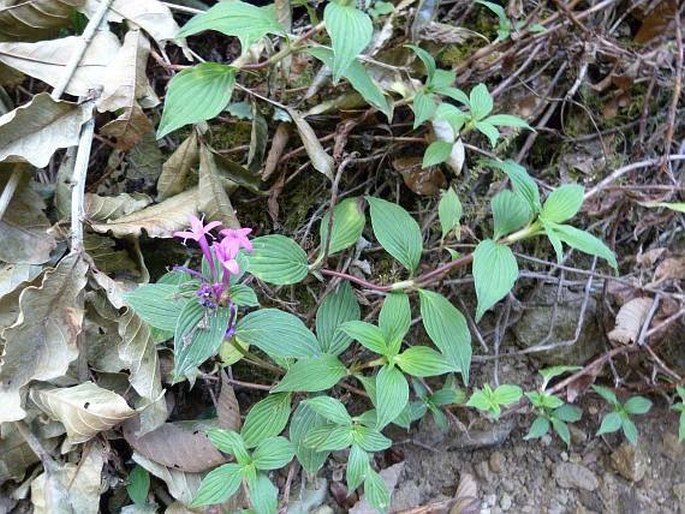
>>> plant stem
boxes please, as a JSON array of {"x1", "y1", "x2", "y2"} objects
[{"x1": 241, "y1": 22, "x2": 325, "y2": 71}]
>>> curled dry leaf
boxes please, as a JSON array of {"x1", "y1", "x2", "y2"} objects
[
  {"x1": 0, "y1": 0, "x2": 85, "y2": 42},
  {"x1": 218, "y1": 371, "x2": 241, "y2": 431},
  {"x1": 0, "y1": 93, "x2": 93, "y2": 168},
  {"x1": 608, "y1": 297, "x2": 653, "y2": 345},
  {"x1": 449, "y1": 472, "x2": 480, "y2": 514},
  {"x1": 156, "y1": 131, "x2": 199, "y2": 201},
  {"x1": 287, "y1": 108, "x2": 334, "y2": 180},
  {"x1": 394, "y1": 155, "x2": 447, "y2": 196},
  {"x1": 123, "y1": 418, "x2": 228, "y2": 473},
  {"x1": 86, "y1": 192, "x2": 153, "y2": 222},
  {"x1": 0, "y1": 253, "x2": 88, "y2": 422},
  {"x1": 198, "y1": 144, "x2": 239, "y2": 228},
  {"x1": 30, "y1": 382, "x2": 136, "y2": 445},
  {"x1": 653, "y1": 256, "x2": 685, "y2": 284}
]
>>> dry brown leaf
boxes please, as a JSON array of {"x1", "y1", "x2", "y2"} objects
[
  {"x1": 350, "y1": 462, "x2": 404, "y2": 514},
  {"x1": 0, "y1": 253, "x2": 88, "y2": 421},
  {"x1": 156, "y1": 132, "x2": 199, "y2": 201},
  {"x1": 0, "y1": 262, "x2": 43, "y2": 299},
  {"x1": 262, "y1": 121, "x2": 290, "y2": 181},
  {"x1": 123, "y1": 419, "x2": 228, "y2": 473},
  {"x1": 653, "y1": 256, "x2": 685, "y2": 284},
  {"x1": 218, "y1": 372, "x2": 241, "y2": 431},
  {"x1": 0, "y1": 93, "x2": 93, "y2": 168},
  {"x1": 86, "y1": 192, "x2": 153, "y2": 222},
  {"x1": 449, "y1": 472, "x2": 480, "y2": 514},
  {"x1": 132, "y1": 452, "x2": 203, "y2": 507},
  {"x1": 634, "y1": 0, "x2": 677, "y2": 44},
  {"x1": 90, "y1": 187, "x2": 199, "y2": 238},
  {"x1": 0, "y1": 0, "x2": 85, "y2": 42},
  {"x1": 30, "y1": 382, "x2": 136, "y2": 445},
  {"x1": 0, "y1": 423, "x2": 42, "y2": 483},
  {"x1": 101, "y1": 104, "x2": 154, "y2": 151},
  {"x1": 287, "y1": 108, "x2": 334, "y2": 180},
  {"x1": 394, "y1": 156, "x2": 447, "y2": 196},
  {"x1": 198, "y1": 144, "x2": 239, "y2": 228},
  {"x1": 608, "y1": 297, "x2": 653, "y2": 344}
]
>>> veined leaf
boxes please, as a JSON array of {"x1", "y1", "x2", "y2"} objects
[
  {"x1": 289, "y1": 403, "x2": 331, "y2": 474},
  {"x1": 422, "y1": 140, "x2": 453, "y2": 168},
  {"x1": 412, "y1": 90, "x2": 438, "y2": 128},
  {"x1": 157, "y1": 63, "x2": 235, "y2": 138},
  {"x1": 339, "y1": 320, "x2": 388, "y2": 355},
  {"x1": 252, "y1": 436, "x2": 294, "y2": 470},
  {"x1": 245, "y1": 235, "x2": 309, "y2": 285},
  {"x1": 375, "y1": 365, "x2": 408, "y2": 429},
  {"x1": 472, "y1": 239, "x2": 518, "y2": 321},
  {"x1": 379, "y1": 292, "x2": 411, "y2": 354},
  {"x1": 324, "y1": 1, "x2": 373, "y2": 81},
  {"x1": 367, "y1": 196, "x2": 423, "y2": 273},
  {"x1": 540, "y1": 184, "x2": 584, "y2": 223},
  {"x1": 191, "y1": 463, "x2": 242, "y2": 506},
  {"x1": 406, "y1": 44, "x2": 436, "y2": 83},
  {"x1": 316, "y1": 281, "x2": 360, "y2": 355},
  {"x1": 547, "y1": 223, "x2": 617, "y2": 268},
  {"x1": 347, "y1": 444, "x2": 369, "y2": 490},
  {"x1": 124, "y1": 283, "x2": 188, "y2": 331},
  {"x1": 474, "y1": 120, "x2": 500, "y2": 147},
  {"x1": 272, "y1": 354, "x2": 348, "y2": 392},
  {"x1": 352, "y1": 426, "x2": 392, "y2": 452},
  {"x1": 469, "y1": 83, "x2": 493, "y2": 120},
  {"x1": 486, "y1": 159, "x2": 541, "y2": 214},
  {"x1": 228, "y1": 283, "x2": 259, "y2": 307},
  {"x1": 395, "y1": 346, "x2": 454, "y2": 377},
  {"x1": 491, "y1": 189, "x2": 530, "y2": 239},
  {"x1": 438, "y1": 187, "x2": 463, "y2": 239},
  {"x1": 246, "y1": 473, "x2": 278, "y2": 514},
  {"x1": 235, "y1": 309, "x2": 321, "y2": 359},
  {"x1": 303, "y1": 396, "x2": 352, "y2": 425},
  {"x1": 364, "y1": 468, "x2": 391, "y2": 513},
  {"x1": 241, "y1": 393, "x2": 292, "y2": 448},
  {"x1": 486, "y1": 114, "x2": 531, "y2": 129},
  {"x1": 319, "y1": 197, "x2": 366, "y2": 256}
]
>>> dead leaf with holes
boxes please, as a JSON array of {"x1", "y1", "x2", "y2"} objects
[
  {"x1": 30, "y1": 382, "x2": 136, "y2": 445},
  {"x1": 608, "y1": 297, "x2": 653, "y2": 345}
]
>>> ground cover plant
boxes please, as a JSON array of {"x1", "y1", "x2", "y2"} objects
[{"x1": 0, "y1": 0, "x2": 683, "y2": 512}]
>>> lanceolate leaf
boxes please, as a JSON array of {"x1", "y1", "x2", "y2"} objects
[
  {"x1": 157, "y1": 63, "x2": 235, "y2": 138},
  {"x1": 486, "y1": 160, "x2": 540, "y2": 214},
  {"x1": 246, "y1": 235, "x2": 309, "y2": 285},
  {"x1": 491, "y1": 189, "x2": 530, "y2": 239},
  {"x1": 395, "y1": 346, "x2": 454, "y2": 377},
  {"x1": 272, "y1": 354, "x2": 348, "y2": 392},
  {"x1": 367, "y1": 196, "x2": 423, "y2": 273},
  {"x1": 241, "y1": 393, "x2": 292, "y2": 448},
  {"x1": 316, "y1": 281, "x2": 361, "y2": 355},
  {"x1": 540, "y1": 184, "x2": 584, "y2": 223},
  {"x1": 125, "y1": 283, "x2": 188, "y2": 331},
  {"x1": 303, "y1": 396, "x2": 352, "y2": 425},
  {"x1": 379, "y1": 292, "x2": 411, "y2": 353},
  {"x1": 375, "y1": 366, "x2": 409, "y2": 429},
  {"x1": 247, "y1": 473, "x2": 278, "y2": 514},
  {"x1": 347, "y1": 445, "x2": 369, "y2": 490},
  {"x1": 178, "y1": 0, "x2": 284, "y2": 51},
  {"x1": 252, "y1": 436, "x2": 294, "y2": 470},
  {"x1": 418, "y1": 289, "x2": 472, "y2": 383},
  {"x1": 191, "y1": 463, "x2": 243, "y2": 506},
  {"x1": 235, "y1": 309, "x2": 321, "y2": 359},
  {"x1": 339, "y1": 321, "x2": 388, "y2": 355},
  {"x1": 319, "y1": 197, "x2": 366, "y2": 256},
  {"x1": 469, "y1": 83, "x2": 493, "y2": 120},
  {"x1": 324, "y1": 1, "x2": 373, "y2": 81},
  {"x1": 287, "y1": 107, "x2": 335, "y2": 179},
  {"x1": 547, "y1": 223, "x2": 617, "y2": 268},
  {"x1": 486, "y1": 114, "x2": 531, "y2": 128},
  {"x1": 422, "y1": 140, "x2": 453, "y2": 168},
  {"x1": 289, "y1": 403, "x2": 331, "y2": 474},
  {"x1": 472, "y1": 239, "x2": 518, "y2": 321},
  {"x1": 412, "y1": 90, "x2": 438, "y2": 128},
  {"x1": 438, "y1": 188, "x2": 462, "y2": 239},
  {"x1": 364, "y1": 468, "x2": 391, "y2": 513}
]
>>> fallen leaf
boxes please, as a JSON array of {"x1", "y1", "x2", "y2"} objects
[
  {"x1": 0, "y1": 262, "x2": 44, "y2": 299},
  {"x1": 156, "y1": 132, "x2": 199, "y2": 201},
  {"x1": 0, "y1": 253, "x2": 88, "y2": 421},
  {"x1": 634, "y1": 0, "x2": 677, "y2": 44},
  {"x1": 0, "y1": 0, "x2": 84, "y2": 42},
  {"x1": 132, "y1": 452, "x2": 203, "y2": 507},
  {"x1": 86, "y1": 192, "x2": 153, "y2": 222},
  {"x1": 350, "y1": 462, "x2": 404, "y2": 514},
  {"x1": 262, "y1": 122, "x2": 290, "y2": 181},
  {"x1": 653, "y1": 256, "x2": 685, "y2": 284},
  {"x1": 101, "y1": 104, "x2": 154, "y2": 151},
  {"x1": 123, "y1": 418, "x2": 228, "y2": 473},
  {"x1": 449, "y1": 472, "x2": 480, "y2": 514},
  {"x1": 198, "y1": 144, "x2": 239, "y2": 228},
  {"x1": 287, "y1": 108, "x2": 334, "y2": 180},
  {"x1": 218, "y1": 371, "x2": 241, "y2": 431},
  {"x1": 0, "y1": 93, "x2": 93, "y2": 168},
  {"x1": 30, "y1": 382, "x2": 136, "y2": 445}
]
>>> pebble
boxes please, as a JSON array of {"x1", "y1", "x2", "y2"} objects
[
  {"x1": 560, "y1": 451, "x2": 569, "y2": 462},
  {"x1": 475, "y1": 461, "x2": 491, "y2": 482},
  {"x1": 540, "y1": 434, "x2": 552, "y2": 447},
  {"x1": 610, "y1": 443, "x2": 648, "y2": 482},
  {"x1": 554, "y1": 462, "x2": 599, "y2": 491},
  {"x1": 489, "y1": 451, "x2": 506, "y2": 473},
  {"x1": 661, "y1": 432, "x2": 684, "y2": 461},
  {"x1": 569, "y1": 425, "x2": 588, "y2": 445},
  {"x1": 500, "y1": 493, "x2": 513, "y2": 511},
  {"x1": 501, "y1": 478, "x2": 516, "y2": 493}
]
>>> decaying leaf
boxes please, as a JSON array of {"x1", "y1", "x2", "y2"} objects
[
  {"x1": 449, "y1": 472, "x2": 480, "y2": 514},
  {"x1": 0, "y1": 31, "x2": 120, "y2": 97},
  {"x1": 90, "y1": 188, "x2": 199, "y2": 238},
  {"x1": 0, "y1": 93, "x2": 93, "y2": 168},
  {"x1": 132, "y1": 452, "x2": 203, "y2": 507},
  {"x1": 607, "y1": 297, "x2": 653, "y2": 345},
  {"x1": 30, "y1": 439, "x2": 105, "y2": 514},
  {"x1": 0, "y1": 254, "x2": 88, "y2": 421},
  {"x1": 123, "y1": 419, "x2": 228, "y2": 473},
  {"x1": 218, "y1": 371, "x2": 241, "y2": 431},
  {"x1": 350, "y1": 462, "x2": 404, "y2": 514},
  {"x1": 30, "y1": 382, "x2": 136, "y2": 445},
  {"x1": 101, "y1": 104, "x2": 154, "y2": 151},
  {"x1": 156, "y1": 132, "x2": 199, "y2": 201},
  {"x1": 653, "y1": 256, "x2": 685, "y2": 284},
  {"x1": 394, "y1": 155, "x2": 447, "y2": 195},
  {"x1": 262, "y1": 122, "x2": 290, "y2": 180},
  {"x1": 287, "y1": 108, "x2": 335, "y2": 180},
  {"x1": 0, "y1": 0, "x2": 85, "y2": 42},
  {"x1": 198, "y1": 144, "x2": 239, "y2": 228},
  {"x1": 0, "y1": 262, "x2": 44, "y2": 299}
]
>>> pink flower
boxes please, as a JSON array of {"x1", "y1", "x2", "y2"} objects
[
  {"x1": 219, "y1": 227, "x2": 253, "y2": 255},
  {"x1": 213, "y1": 237, "x2": 240, "y2": 276},
  {"x1": 174, "y1": 215, "x2": 222, "y2": 276}
]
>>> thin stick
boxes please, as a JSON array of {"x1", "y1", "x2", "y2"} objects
[
  {"x1": 0, "y1": 165, "x2": 22, "y2": 220},
  {"x1": 70, "y1": 117, "x2": 95, "y2": 255}
]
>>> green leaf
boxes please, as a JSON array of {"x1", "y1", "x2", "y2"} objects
[
  {"x1": 639, "y1": 201, "x2": 685, "y2": 213},
  {"x1": 469, "y1": 83, "x2": 493, "y2": 120},
  {"x1": 474, "y1": 120, "x2": 500, "y2": 147},
  {"x1": 316, "y1": 281, "x2": 360, "y2": 355},
  {"x1": 406, "y1": 44, "x2": 436, "y2": 83},
  {"x1": 319, "y1": 196, "x2": 366, "y2": 256},
  {"x1": 418, "y1": 289, "x2": 472, "y2": 383},
  {"x1": 466, "y1": 388, "x2": 497, "y2": 416},
  {"x1": 492, "y1": 384, "x2": 523, "y2": 405},
  {"x1": 548, "y1": 223, "x2": 617, "y2": 268},
  {"x1": 228, "y1": 283, "x2": 259, "y2": 307},
  {"x1": 353, "y1": 425, "x2": 392, "y2": 452},
  {"x1": 303, "y1": 396, "x2": 352, "y2": 425},
  {"x1": 127, "y1": 465, "x2": 150, "y2": 505},
  {"x1": 434, "y1": 102, "x2": 469, "y2": 133},
  {"x1": 475, "y1": 0, "x2": 507, "y2": 25},
  {"x1": 524, "y1": 416, "x2": 550, "y2": 440},
  {"x1": 538, "y1": 365, "x2": 582, "y2": 388},
  {"x1": 252, "y1": 436, "x2": 295, "y2": 470},
  {"x1": 412, "y1": 90, "x2": 438, "y2": 128},
  {"x1": 438, "y1": 188, "x2": 462, "y2": 239},
  {"x1": 379, "y1": 292, "x2": 411, "y2": 354},
  {"x1": 179, "y1": 0, "x2": 284, "y2": 51},
  {"x1": 395, "y1": 346, "x2": 454, "y2": 377},
  {"x1": 596, "y1": 411, "x2": 622, "y2": 436},
  {"x1": 592, "y1": 385, "x2": 619, "y2": 405},
  {"x1": 246, "y1": 472, "x2": 278, "y2": 514},
  {"x1": 472, "y1": 239, "x2": 519, "y2": 321},
  {"x1": 440, "y1": 88, "x2": 471, "y2": 107},
  {"x1": 553, "y1": 404, "x2": 582, "y2": 423},
  {"x1": 235, "y1": 309, "x2": 321, "y2": 359},
  {"x1": 544, "y1": 223, "x2": 564, "y2": 263},
  {"x1": 208, "y1": 429, "x2": 251, "y2": 464},
  {"x1": 623, "y1": 396, "x2": 652, "y2": 415},
  {"x1": 289, "y1": 403, "x2": 331, "y2": 474},
  {"x1": 339, "y1": 320, "x2": 388, "y2": 355},
  {"x1": 158, "y1": 63, "x2": 235, "y2": 138},
  {"x1": 491, "y1": 189, "x2": 531, "y2": 239},
  {"x1": 540, "y1": 184, "x2": 585, "y2": 223},
  {"x1": 621, "y1": 416, "x2": 639, "y2": 445},
  {"x1": 316, "y1": 425, "x2": 355, "y2": 451},
  {"x1": 125, "y1": 284, "x2": 188, "y2": 332},
  {"x1": 324, "y1": 1, "x2": 373, "y2": 81},
  {"x1": 191, "y1": 463, "x2": 243, "y2": 506},
  {"x1": 241, "y1": 393, "x2": 292, "y2": 448},
  {"x1": 364, "y1": 468, "x2": 391, "y2": 513},
  {"x1": 375, "y1": 365, "x2": 409, "y2": 429},
  {"x1": 485, "y1": 114, "x2": 531, "y2": 129},
  {"x1": 272, "y1": 355, "x2": 348, "y2": 392},
  {"x1": 422, "y1": 140, "x2": 453, "y2": 168},
  {"x1": 431, "y1": 69, "x2": 456, "y2": 91},
  {"x1": 367, "y1": 196, "x2": 423, "y2": 272},
  {"x1": 246, "y1": 235, "x2": 309, "y2": 285},
  {"x1": 551, "y1": 417, "x2": 571, "y2": 446},
  {"x1": 307, "y1": 47, "x2": 391, "y2": 118},
  {"x1": 347, "y1": 444, "x2": 369, "y2": 490},
  {"x1": 173, "y1": 302, "x2": 231, "y2": 380},
  {"x1": 486, "y1": 160, "x2": 541, "y2": 214},
  {"x1": 430, "y1": 385, "x2": 465, "y2": 406}
]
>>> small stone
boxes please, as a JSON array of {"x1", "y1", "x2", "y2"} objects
[
  {"x1": 489, "y1": 451, "x2": 506, "y2": 474},
  {"x1": 661, "y1": 432, "x2": 684, "y2": 461},
  {"x1": 500, "y1": 493, "x2": 513, "y2": 511},
  {"x1": 569, "y1": 425, "x2": 588, "y2": 445},
  {"x1": 569, "y1": 453, "x2": 582, "y2": 464},
  {"x1": 500, "y1": 478, "x2": 516, "y2": 493},
  {"x1": 474, "y1": 461, "x2": 491, "y2": 482},
  {"x1": 554, "y1": 462, "x2": 599, "y2": 491},
  {"x1": 484, "y1": 493, "x2": 497, "y2": 507},
  {"x1": 673, "y1": 483, "x2": 685, "y2": 505},
  {"x1": 540, "y1": 434, "x2": 552, "y2": 447},
  {"x1": 587, "y1": 405, "x2": 599, "y2": 416},
  {"x1": 610, "y1": 443, "x2": 648, "y2": 482},
  {"x1": 560, "y1": 451, "x2": 569, "y2": 462},
  {"x1": 311, "y1": 508, "x2": 334, "y2": 514}
]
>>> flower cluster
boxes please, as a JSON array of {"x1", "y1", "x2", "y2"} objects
[{"x1": 174, "y1": 215, "x2": 252, "y2": 310}]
